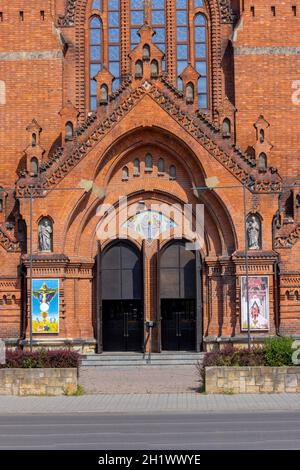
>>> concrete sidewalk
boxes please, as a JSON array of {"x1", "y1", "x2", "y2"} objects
[{"x1": 0, "y1": 393, "x2": 300, "y2": 414}]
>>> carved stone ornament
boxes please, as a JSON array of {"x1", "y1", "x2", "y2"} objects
[
  {"x1": 219, "y1": 0, "x2": 236, "y2": 23},
  {"x1": 57, "y1": 0, "x2": 77, "y2": 27},
  {"x1": 16, "y1": 80, "x2": 282, "y2": 198}
]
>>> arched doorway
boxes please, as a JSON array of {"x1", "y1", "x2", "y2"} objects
[
  {"x1": 159, "y1": 240, "x2": 202, "y2": 351},
  {"x1": 101, "y1": 241, "x2": 144, "y2": 352}
]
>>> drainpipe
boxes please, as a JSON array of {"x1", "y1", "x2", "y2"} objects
[
  {"x1": 272, "y1": 211, "x2": 281, "y2": 336},
  {"x1": 274, "y1": 257, "x2": 281, "y2": 336}
]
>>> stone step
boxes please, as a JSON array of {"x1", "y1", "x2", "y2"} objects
[
  {"x1": 81, "y1": 354, "x2": 204, "y2": 361},
  {"x1": 80, "y1": 352, "x2": 205, "y2": 368}
]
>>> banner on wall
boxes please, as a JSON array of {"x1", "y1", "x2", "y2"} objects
[
  {"x1": 241, "y1": 276, "x2": 269, "y2": 331},
  {"x1": 32, "y1": 279, "x2": 59, "y2": 334}
]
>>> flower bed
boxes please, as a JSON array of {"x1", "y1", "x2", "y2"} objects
[
  {"x1": 0, "y1": 349, "x2": 80, "y2": 369},
  {"x1": 0, "y1": 349, "x2": 80, "y2": 395},
  {"x1": 198, "y1": 337, "x2": 299, "y2": 394}
]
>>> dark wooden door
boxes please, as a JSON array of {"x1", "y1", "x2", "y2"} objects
[
  {"x1": 102, "y1": 300, "x2": 143, "y2": 351},
  {"x1": 161, "y1": 299, "x2": 196, "y2": 351},
  {"x1": 160, "y1": 240, "x2": 200, "y2": 351},
  {"x1": 101, "y1": 242, "x2": 143, "y2": 352}
]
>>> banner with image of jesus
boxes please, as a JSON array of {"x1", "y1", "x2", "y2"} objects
[
  {"x1": 241, "y1": 276, "x2": 269, "y2": 331},
  {"x1": 32, "y1": 279, "x2": 59, "y2": 334}
]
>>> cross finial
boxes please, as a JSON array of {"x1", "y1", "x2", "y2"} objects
[{"x1": 143, "y1": 0, "x2": 151, "y2": 25}]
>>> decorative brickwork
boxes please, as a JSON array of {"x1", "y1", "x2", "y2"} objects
[
  {"x1": 15, "y1": 81, "x2": 281, "y2": 197},
  {"x1": 0, "y1": 0, "x2": 299, "y2": 350}
]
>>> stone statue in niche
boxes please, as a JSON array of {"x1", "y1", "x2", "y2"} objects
[
  {"x1": 100, "y1": 85, "x2": 108, "y2": 104},
  {"x1": 247, "y1": 215, "x2": 261, "y2": 250},
  {"x1": 186, "y1": 83, "x2": 194, "y2": 104},
  {"x1": 38, "y1": 218, "x2": 53, "y2": 252}
]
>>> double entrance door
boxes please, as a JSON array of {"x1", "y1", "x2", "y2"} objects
[
  {"x1": 102, "y1": 300, "x2": 143, "y2": 352},
  {"x1": 98, "y1": 239, "x2": 201, "y2": 353},
  {"x1": 161, "y1": 299, "x2": 196, "y2": 351},
  {"x1": 100, "y1": 242, "x2": 144, "y2": 352}
]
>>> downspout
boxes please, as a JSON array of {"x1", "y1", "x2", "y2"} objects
[{"x1": 272, "y1": 211, "x2": 281, "y2": 336}]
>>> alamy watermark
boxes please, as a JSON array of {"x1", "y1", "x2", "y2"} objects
[
  {"x1": 292, "y1": 81, "x2": 300, "y2": 105},
  {"x1": 95, "y1": 196, "x2": 205, "y2": 250},
  {"x1": 292, "y1": 340, "x2": 300, "y2": 365},
  {"x1": 0, "y1": 339, "x2": 5, "y2": 365}
]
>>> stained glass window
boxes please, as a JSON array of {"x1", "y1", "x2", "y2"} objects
[
  {"x1": 130, "y1": 0, "x2": 144, "y2": 49},
  {"x1": 194, "y1": 13, "x2": 208, "y2": 108},
  {"x1": 89, "y1": 16, "x2": 102, "y2": 110},
  {"x1": 176, "y1": 0, "x2": 188, "y2": 89},
  {"x1": 108, "y1": 0, "x2": 121, "y2": 91},
  {"x1": 92, "y1": 0, "x2": 101, "y2": 10},
  {"x1": 87, "y1": 0, "x2": 210, "y2": 111},
  {"x1": 123, "y1": 210, "x2": 177, "y2": 241},
  {"x1": 152, "y1": 0, "x2": 166, "y2": 70}
]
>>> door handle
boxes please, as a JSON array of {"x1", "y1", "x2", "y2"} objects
[
  {"x1": 178, "y1": 312, "x2": 182, "y2": 337},
  {"x1": 176, "y1": 312, "x2": 179, "y2": 337},
  {"x1": 124, "y1": 312, "x2": 129, "y2": 338},
  {"x1": 125, "y1": 312, "x2": 129, "y2": 337}
]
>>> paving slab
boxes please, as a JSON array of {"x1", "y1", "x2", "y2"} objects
[
  {"x1": 79, "y1": 365, "x2": 201, "y2": 394},
  {"x1": 0, "y1": 393, "x2": 300, "y2": 415}
]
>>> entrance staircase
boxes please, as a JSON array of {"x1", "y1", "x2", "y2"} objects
[{"x1": 80, "y1": 352, "x2": 205, "y2": 368}]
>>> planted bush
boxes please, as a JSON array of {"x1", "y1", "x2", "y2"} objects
[
  {"x1": 197, "y1": 337, "x2": 297, "y2": 380},
  {"x1": 0, "y1": 349, "x2": 80, "y2": 369},
  {"x1": 197, "y1": 345, "x2": 265, "y2": 380},
  {"x1": 263, "y1": 336, "x2": 294, "y2": 367}
]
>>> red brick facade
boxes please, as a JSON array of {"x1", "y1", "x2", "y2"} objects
[{"x1": 0, "y1": 0, "x2": 299, "y2": 352}]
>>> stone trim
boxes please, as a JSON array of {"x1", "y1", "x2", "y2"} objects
[
  {"x1": 234, "y1": 46, "x2": 300, "y2": 56},
  {"x1": 0, "y1": 51, "x2": 64, "y2": 61}
]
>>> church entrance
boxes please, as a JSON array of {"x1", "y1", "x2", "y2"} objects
[
  {"x1": 100, "y1": 241, "x2": 144, "y2": 352},
  {"x1": 161, "y1": 299, "x2": 196, "y2": 351},
  {"x1": 102, "y1": 300, "x2": 143, "y2": 352},
  {"x1": 159, "y1": 240, "x2": 202, "y2": 351}
]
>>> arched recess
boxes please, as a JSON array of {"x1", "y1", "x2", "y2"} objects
[
  {"x1": 67, "y1": 179, "x2": 234, "y2": 262},
  {"x1": 92, "y1": 126, "x2": 237, "y2": 249},
  {"x1": 58, "y1": 0, "x2": 230, "y2": 121},
  {"x1": 62, "y1": 126, "x2": 237, "y2": 258}
]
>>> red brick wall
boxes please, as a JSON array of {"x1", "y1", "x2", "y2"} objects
[
  {"x1": 0, "y1": 0, "x2": 299, "y2": 348},
  {"x1": 0, "y1": 0, "x2": 63, "y2": 185},
  {"x1": 233, "y1": 0, "x2": 300, "y2": 176}
]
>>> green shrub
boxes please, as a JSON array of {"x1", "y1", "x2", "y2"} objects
[
  {"x1": 1, "y1": 349, "x2": 80, "y2": 369},
  {"x1": 263, "y1": 336, "x2": 294, "y2": 367},
  {"x1": 198, "y1": 336, "x2": 297, "y2": 381},
  {"x1": 197, "y1": 346, "x2": 265, "y2": 381}
]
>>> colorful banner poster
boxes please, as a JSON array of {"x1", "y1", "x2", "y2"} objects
[
  {"x1": 241, "y1": 276, "x2": 269, "y2": 331},
  {"x1": 32, "y1": 279, "x2": 59, "y2": 334}
]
